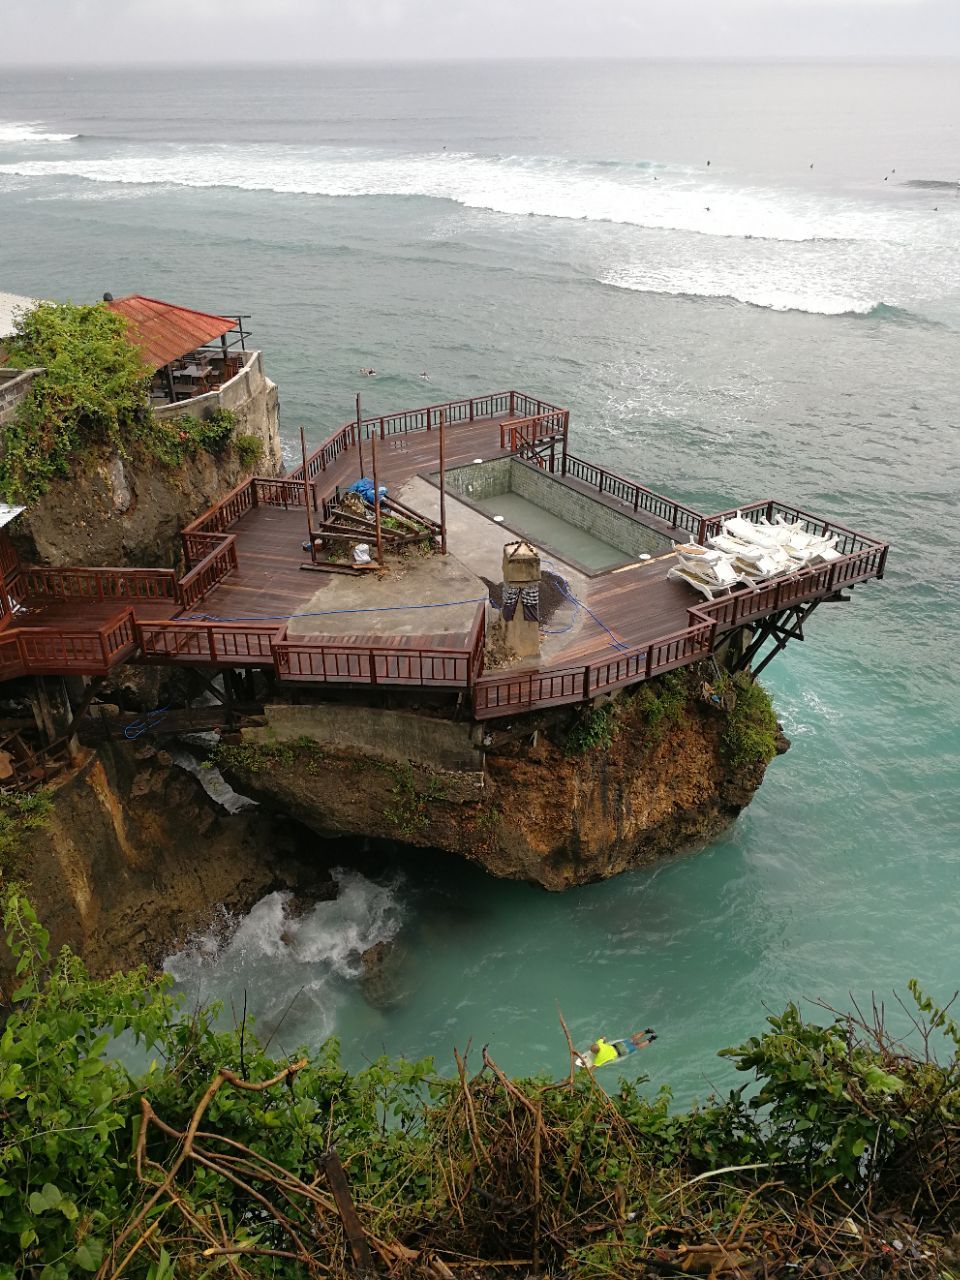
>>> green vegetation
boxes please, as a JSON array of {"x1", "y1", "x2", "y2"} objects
[
  {"x1": 1, "y1": 302, "x2": 152, "y2": 500},
  {"x1": 723, "y1": 672, "x2": 780, "y2": 766},
  {"x1": 380, "y1": 760, "x2": 447, "y2": 836},
  {"x1": 0, "y1": 789, "x2": 51, "y2": 871},
  {"x1": 216, "y1": 735, "x2": 327, "y2": 777},
  {"x1": 565, "y1": 700, "x2": 620, "y2": 755},
  {"x1": 0, "y1": 302, "x2": 245, "y2": 501},
  {"x1": 632, "y1": 670, "x2": 689, "y2": 740},
  {"x1": 1, "y1": 885, "x2": 959, "y2": 1278},
  {"x1": 565, "y1": 672, "x2": 691, "y2": 756},
  {"x1": 147, "y1": 407, "x2": 237, "y2": 468},
  {"x1": 233, "y1": 431, "x2": 264, "y2": 472}
]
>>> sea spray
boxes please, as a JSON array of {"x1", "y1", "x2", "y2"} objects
[{"x1": 165, "y1": 871, "x2": 405, "y2": 1044}]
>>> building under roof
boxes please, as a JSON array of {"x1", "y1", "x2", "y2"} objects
[{"x1": 105, "y1": 294, "x2": 237, "y2": 373}]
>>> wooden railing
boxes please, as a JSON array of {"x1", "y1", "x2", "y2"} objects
[
  {"x1": 560, "y1": 453, "x2": 707, "y2": 538},
  {"x1": 472, "y1": 619, "x2": 716, "y2": 719},
  {"x1": 271, "y1": 604, "x2": 485, "y2": 688},
  {"x1": 253, "y1": 477, "x2": 308, "y2": 508},
  {"x1": 0, "y1": 534, "x2": 21, "y2": 581},
  {"x1": 20, "y1": 565, "x2": 178, "y2": 602},
  {"x1": 273, "y1": 640, "x2": 474, "y2": 687},
  {"x1": 182, "y1": 477, "x2": 256, "y2": 537},
  {"x1": 137, "y1": 620, "x2": 283, "y2": 665},
  {"x1": 290, "y1": 391, "x2": 568, "y2": 484},
  {"x1": 177, "y1": 535, "x2": 239, "y2": 611},
  {"x1": 500, "y1": 410, "x2": 569, "y2": 453},
  {"x1": 0, "y1": 609, "x2": 137, "y2": 678},
  {"x1": 701, "y1": 500, "x2": 883, "y2": 558},
  {"x1": 689, "y1": 541, "x2": 888, "y2": 634}
]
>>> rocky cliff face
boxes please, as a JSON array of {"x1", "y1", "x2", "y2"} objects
[
  {"x1": 11, "y1": 375, "x2": 282, "y2": 569},
  {"x1": 217, "y1": 675, "x2": 788, "y2": 892},
  {"x1": 1, "y1": 741, "x2": 331, "y2": 981}
]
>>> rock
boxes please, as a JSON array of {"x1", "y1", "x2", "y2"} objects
[
  {"x1": 218, "y1": 680, "x2": 787, "y2": 892},
  {"x1": 0, "y1": 739, "x2": 334, "y2": 982},
  {"x1": 358, "y1": 938, "x2": 410, "y2": 1010}
]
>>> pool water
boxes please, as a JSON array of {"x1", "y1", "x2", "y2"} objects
[{"x1": 474, "y1": 490, "x2": 630, "y2": 572}]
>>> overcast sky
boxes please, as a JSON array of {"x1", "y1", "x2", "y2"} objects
[{"x1": 4, "y1": 0, "x2": 959, "y2": 64}]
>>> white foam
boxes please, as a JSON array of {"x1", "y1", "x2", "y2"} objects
[
  {"x1": 164, "y1": 871, "x2": 404, "y2": 1039},
  {"x1": 0, "y1": 143, "x2": 927, "y2": 244},
  {"x1": 0, "y1": 121, "x2": 79, "y2": 145}
]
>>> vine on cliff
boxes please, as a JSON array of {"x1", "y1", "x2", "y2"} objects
[
  {"x1": 722, "y1": 673, "x2": 779, "y2": 766},
  {"x1": 0, "y1": 789, "x2": 52, "y2": 872}
]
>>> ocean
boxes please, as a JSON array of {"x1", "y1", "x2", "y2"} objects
[{"x1": 1, "y1": 61, "x2": 958, "y2": 1099}]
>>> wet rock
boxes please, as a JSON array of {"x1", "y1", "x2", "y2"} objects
[{"x1": 359, "y1": 938, "x2": 410, "y2": 1011}]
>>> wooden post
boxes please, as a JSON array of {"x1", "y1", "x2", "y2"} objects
[
  {"x1": 355, "y1": 392, "x2": 364, "y2": 478},
  {"x1": 322, "y1": 1148, "x2": 374, "y2": 1273},
  {"x1": 299, "y1": 426, "x2": 316, "y2": 564},
  {"x1": 439, "y1": 407, "x2": 448, "y2": 555},
  {"x1": 371, "y1": 434, "x2": 384, "y2": 567}
]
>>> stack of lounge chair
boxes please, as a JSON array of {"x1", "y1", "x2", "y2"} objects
[{"x1": 668, "y1": 514, "x2": 841, "y2": 600}]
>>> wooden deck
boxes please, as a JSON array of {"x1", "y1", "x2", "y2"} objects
[{"x1": 0, "y1": 390, "x2": 889, "y2": 717}]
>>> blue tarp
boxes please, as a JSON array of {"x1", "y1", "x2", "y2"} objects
[{"x1": 347, "y1": 478, "x2": 388, "y2": 504}]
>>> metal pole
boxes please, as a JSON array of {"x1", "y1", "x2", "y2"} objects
[
  {"x1": 299, "y1": 425, "x2": 316, "y2": 564},
  {"x1": 371, "y1": 433, "x2": 384, "y2": 567},
  {"x1": 439, "y1": 407, "x2": 448, "y2": 555},
  {"x1": 355, "y1": 392, "x2": 364, "y2": 478}
]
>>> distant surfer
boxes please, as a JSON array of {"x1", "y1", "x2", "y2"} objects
[
  {"x1": 360, "y1": 367, "x2": 376, "y2": 376},
  {"x1": 420, "y1": 371, "x2": 430, "y2": 380},
  {"x1": 575, "y1": 1029, "x2": 656, "y2": 1070}
]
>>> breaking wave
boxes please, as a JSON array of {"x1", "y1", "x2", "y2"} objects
[
  {"x1": 0, "y1": 142, "x2": 922, "y2": 244},
  {"x1": 600, "y1": 273, "x2": 935, "y2": 320},
  {"x1": 902, "y1": 179, "x2": 960, "y2": 191},
  {"x1": 164, "y1": 872, "x2": 404, "y2": 1041},
  {"x1": 0, "y1": 120, "x2": 79, "y2": 144}
]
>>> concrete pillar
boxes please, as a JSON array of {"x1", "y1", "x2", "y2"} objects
[{"x1": 501, "y1": 541, "x2": 540, "y2": 658}]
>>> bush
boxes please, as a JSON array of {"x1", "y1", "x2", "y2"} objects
[
  {"x1": 565, "y1": 701, "x2": 620, "y2": 755},
  {"x1": 234, "y1": 430, "x2": 263, "y2": 471},
  {"x1": 149, "y1": 407, "x2": 237, "y2": 467},
  {"x1": 1, "y1": 302, "x2": 152, "y2": 500},
  {"x1": 632, "y1": 670, "x2": 689, "y2": 740},
  {"x1": 1, "y1": 885, "x2": 959, "y2": 1277}
]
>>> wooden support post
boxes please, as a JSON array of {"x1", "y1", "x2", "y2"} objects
[
  {"x1": 371, "y1": 434, "x2": 384, "y2": 568},
  {"x1": 164, "y1": 363, "x2": 176, "y2": 402},
  {"x1": 321, "y1": 1148, "x2": 374, "y2": 1273},
  {"x1": 439, "y1": 407, "x2": 448, "y2": 555},
  {"x1": 355, "y1": 392, "x2": 364, "y2": 478},
  {"x1": 299, "y1": 426, "x2": 316, "y2": 563}
]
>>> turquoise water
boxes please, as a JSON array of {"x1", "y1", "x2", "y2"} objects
[{"x1": 1, "y1": 62, "x2": 958, "y2": 1099}]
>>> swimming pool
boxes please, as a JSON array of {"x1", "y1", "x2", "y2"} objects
[{"x1": 441, "y1": 457, "x2": 672, "y2": 575}]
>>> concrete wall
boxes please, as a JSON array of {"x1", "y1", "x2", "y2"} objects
[
  {"x1": 445, "y1": 456, "x2": 511, "y2": 501},
  {"x1": 509, "y1": 461, "x2": 673, "y2": 559},
  {"x1": 0, "y1": 367, "x2": 42, "y2": 428},
  {"x1": 444, "y1": 456, "x2": 672, "y2": 561},
  {"x1": 155, "y1": 350, "x2": 283, "y2": 474},
  {"x1": 244, "y1": 702, "x2": 485, "y2": 776}
]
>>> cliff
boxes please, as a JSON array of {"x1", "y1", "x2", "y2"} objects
[
  {"x1": 0, "y1": 740, "x2": 332, "y2": 981},
  {"x1": 10, "y1": 351, "x2": 282, "y2": 568},
  {"x1": 216, "y1": 669, "x2": 788, "y2": 891}
]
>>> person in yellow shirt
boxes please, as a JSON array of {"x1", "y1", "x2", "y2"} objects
[{"x1": 577, "y1": 1029, "x2": 656, "y2": 1070}]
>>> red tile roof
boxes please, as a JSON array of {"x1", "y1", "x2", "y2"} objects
[{"x1": 105, "y1": 294, "x2": 235, "y2": 372}]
